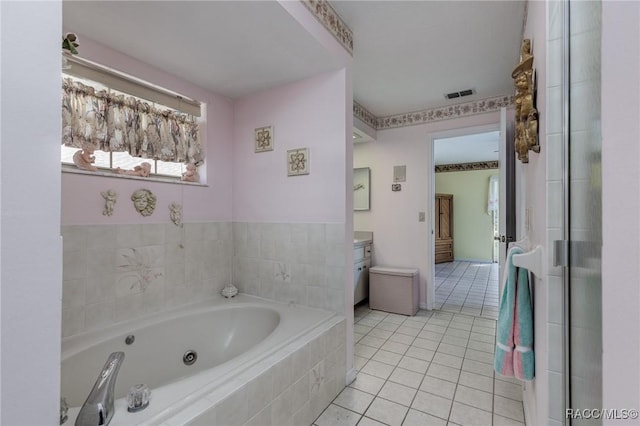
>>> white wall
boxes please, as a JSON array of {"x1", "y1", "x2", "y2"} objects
[
  {"x1": 353, "y1": 112, "x2": 499, "y2": 310},
  {"x1": 0, "y1": 1, "x2": 63, "y2": 424},
  {"x1": 601, "y1": 1, "x2": 640, "y2": 420}
]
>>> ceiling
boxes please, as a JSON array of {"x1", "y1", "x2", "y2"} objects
[
  {"x1": 63, "y1": 1, "x2": 525, "y2": 162},
  {"x1": 433, "y1": 131, "x2": 499, "y2": 165}
]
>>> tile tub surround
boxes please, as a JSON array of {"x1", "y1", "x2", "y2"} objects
[
  {"x1": 232, "y1": 222, "x2": 346, "y2": 313},
  {"x1": 175, "y1": 317, "x2": 347, "y2": 426},
  {"x1": 62, "y1": 222, "x2": 233, "y2": 338}
]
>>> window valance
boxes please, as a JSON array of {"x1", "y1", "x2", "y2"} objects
[{"x1": 61, "y1": 78, "x2": 203, "y2": 164}]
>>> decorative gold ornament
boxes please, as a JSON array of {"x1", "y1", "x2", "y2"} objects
[{"x1": 512, "y1": 39, "x2": 540, "y2": 163}]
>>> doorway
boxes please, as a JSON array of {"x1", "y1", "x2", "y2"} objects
[{"x1": 429, "y1": 126, "x2": 502, "y2": 318}]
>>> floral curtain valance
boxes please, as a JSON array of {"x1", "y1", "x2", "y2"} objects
[{"x1": 61, "y1": 78, "x2": 202, "y2": 164}]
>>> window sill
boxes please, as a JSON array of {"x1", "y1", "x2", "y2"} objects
[{"x1": 61, "y1": 164, "x2": 208, "y2": 187}]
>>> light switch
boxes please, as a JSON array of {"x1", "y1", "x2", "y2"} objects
[{"x1": 418, "y1": 211, "x2": 426, "y2": 222}]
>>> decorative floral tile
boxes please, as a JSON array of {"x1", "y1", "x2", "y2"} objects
[
  {"x1": 287, "y1": 148, "x2": 309, "y2": 176},
  {"x1": 255, "y1": 126, "x2": 274, "y2": 152}
]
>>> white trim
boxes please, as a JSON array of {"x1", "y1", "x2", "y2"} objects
[{"x1": 428, "y1": 123, "x2": 501, "y2": 315}]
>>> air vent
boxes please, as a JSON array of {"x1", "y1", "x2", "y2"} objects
[{"x1": 445, "y1": 88, "x2": 475, "y2": 100}]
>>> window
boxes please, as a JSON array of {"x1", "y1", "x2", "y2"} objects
[{"x1": 61, "y1": 54, "x2": 204, "y2": 182}]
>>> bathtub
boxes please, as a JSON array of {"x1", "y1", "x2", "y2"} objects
[{"x1": 62, "y1": 294, "x2": 345, "y2": 425}]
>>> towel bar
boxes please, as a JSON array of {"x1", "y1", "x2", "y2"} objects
[{"x1": 511, "y1": 245, "x2": 544, "y2": 277}]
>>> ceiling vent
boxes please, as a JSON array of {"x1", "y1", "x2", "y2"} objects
[{"x1": 444, "y1": 88, "x2": 475, "y2": 100}]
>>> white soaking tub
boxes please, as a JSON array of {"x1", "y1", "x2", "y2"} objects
[{"x1": 61, "y1": 294, "x2": 340, "y2": 425}]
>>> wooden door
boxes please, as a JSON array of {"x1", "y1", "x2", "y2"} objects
[{"x1": 435, "y1": 194, "x2": 454, "y2": 263}]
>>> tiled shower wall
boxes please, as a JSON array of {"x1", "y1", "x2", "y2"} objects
[
  {"x1": 232, "y1": 222, "x2": 346, "y2": 314},
  {"x1": 61, "y1": 222, "x2": 233, "y2": 338}
]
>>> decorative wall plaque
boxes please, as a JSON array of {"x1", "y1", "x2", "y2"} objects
[
  {"x1": 255, "y1": 126, "x2": 274, "y2": 152},
  {"x1": 287, "y1": 148, "x2": 309, "y2": 176}
]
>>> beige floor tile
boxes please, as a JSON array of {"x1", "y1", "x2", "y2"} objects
[
  {"x1": 412, "y1": 337, "x2": 440, "y2": 351},
  {"x1": 411, "y1": 390, "x2": 452, "y2": 420},
  {"x1": 454, "y1": 384, "x2": 493, "y2": 411},
  {"x1": 364, "y1": 397, "x2": 409, "y2": 426},
  {"x1": 388, "y1": 367, "x2": 425, "y2": 389},
  {"x1": 388, "y1": 332, "x2": 414, "y2": 345},
  {"x1": 445, "y1": 328, "x2": 471, "y2": 339},
  {"x1": 422, "y1": 323, "x2": 448, "y2": 334},
  {"x1": 449, "y1": 401, "x2": 492, "y2": 426},
  {"x1": 432, "y1": 352, "x2": 464, "y2": 369},
  {"x1": 469, "y1": 332, "x2": 494, "y2": 344},
  {"x1": 405, "y1": 346, "x2": 435, "y2": 362},
  {"x1": 437, "y1": 342, "x2": 467, "y2": 358},
  {"x1": 418, "y1": 330, "x2": 445, "y2": 342},
  {"x1": 428, "y1": 318, "x2": 451, "y2": 328},
  {"x1": 396, "y1": 326, "x2": 421, "y2": 337},
  {"x1": 458, "y1": 371, "x2": 494, "y2": 393},
  {"x1": 371, "y1": 349, "x2": 403, "y2": 366},
  {"x1": 462, "y1": 358, "x2": 494, "y2": 378},
  {"x1": 354, "y1": 355, "x2": 368, "y2": 371},
  {"x1": 464, "y1": 348, "x2": 495, "y2": 364},
  {"x1": 315, "y1": 403, "x2": 361, "y2": 426},
  {"x1": 378, "y1": 381, "x2": 417, "y2": 407},
  {"x1": 355, "y1": 344, "x2": 377, "y2": 359},
  {"x1": 419, "y1": 375, "x2": 457, "y2": 400},
  {"x1": 355, "y1": 324, "x2": 373, "y2": 335},
  {"x1": 427, "y1": 362, "x2": 461, "y2": 383},
  {"x1": 494, "y1": 395, "x2": 525, "y2": 422},
  {"x1": 441, "y1": 335, "x2": 468, "y2": 348},
  {"x1": 361, "y1": 360, "x2": 395, "y2": 380},
  {"x1": 449, "y1": 321, "x2": 473, "y2": 331},
  {"x1": 494, "y1": 379, "x2": 523, "y2": 402},
  {"x1": 368, "y1": 328, "x2": 393, "y2": 340},
  {"x1": 377, "y1": 322, "x2": 401, "y2": 332},
  {"x1": 471, "y1": 324, "x2": 496, "y2": 336},
  {"x1": 466, "y1": 339, "x2": 495, "y2": 354},
  {"x1": 360, "y1": 335, "x2": 387, "y2": 349},
  {"x1": 398, "y1": 356, "x2": 430, "y2": 374},
  {"x1": 333, "y1": 387, "x2": 375, "y2": 414},
  {"x1": 380, "y1": 340, "x2": 410, "y2": 355},
  {"x1": 349, "y1": 372, "x2": 385, "y2": 395},
  {"x1": 493, "y1": 414, "x2": 525, "y2": 425},
  {"x1": 357, "y1": 416, "x2": 386, "y2": 426},
  {"x1": 403, "y1": 408, "x2": 448, "y2": 426}
]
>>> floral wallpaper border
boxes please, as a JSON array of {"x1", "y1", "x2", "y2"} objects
[
  {"x1": 435, "y1": 160, "x2": 499, "y2": 173},
  {"x1": 301, "y1": 0, "x2": 353, "y2": 56},
  {"x1": 353, "y1": 95, "x2": 515, "y2": 130}
]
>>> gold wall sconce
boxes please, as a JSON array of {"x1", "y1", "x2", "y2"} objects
[{"x1": 512, "y1": 39, "x2": 540, "y2": 163}]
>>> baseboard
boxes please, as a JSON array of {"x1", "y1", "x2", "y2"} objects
[
  {"x1": 345, "y1": 368, "x2": 357, "y2": 386},
  {"x1": 454, "y1": 258, "x2": 494, "y2": 263},
  {"x1": 419, "y1": 302, "x2": 430, "y2": 311}
]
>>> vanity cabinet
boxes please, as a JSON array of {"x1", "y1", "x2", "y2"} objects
[
  {"x1": 435, "y1": 193, "x2": 454, "y2": 263},
  {"x1": 354, "y1": 243, "x2": 372, "y2": 305}
]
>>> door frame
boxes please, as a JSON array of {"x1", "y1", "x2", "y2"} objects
[{"x1": 427, "y1": 123, "x2": 501, "y2": 310}]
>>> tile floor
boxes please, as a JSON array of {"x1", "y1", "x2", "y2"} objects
[
  {"x1": 434, "y1": 261, "x2": 500, "y2": 319},
  {"x1": 313, "y1": 262, "x2": 525, "y2": 426}
]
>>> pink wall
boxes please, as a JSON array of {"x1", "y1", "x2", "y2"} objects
[
  {"x1": 61, "y1": 34, "x2": 234, "y2": 225},
  {"x1": 354, "y1": 112, "x2": 500, "y2": 310},
  {"x1": 232, "y1": 69, "x2": 349, "y2": 223}
]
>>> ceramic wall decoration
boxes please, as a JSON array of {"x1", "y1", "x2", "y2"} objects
[
  {"x1": 181, "y1": 163, "x2": 199, "y2": 182},
  {"x1": 73, "y1": 142, "x2": 98, "y2": 171},
  {"x1": 287, "y1": 148, "x2": 309, "y2": 176},
  {"x1": 513, "y1": 38, "x2": 540, "y2": 163},
  {"x1": 117, "y1": 162, "x2": 151, "y2": 177},
  {"x1": 101, "y1": 189, "x2": 117, "y2": 216},
  {"x1": 169, "y1": 202, "x2": 182, "y2": 226},
  {"x1": 255, "y1": 125, "x2": 274, "y2": 152},
  {"x1": 131, "y1": 189, "x2": 156, "y2": 216}
]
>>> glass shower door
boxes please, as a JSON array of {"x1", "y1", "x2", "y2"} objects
[{"x1": 564, "y1": 0, "x2": 603, "y2": 423}]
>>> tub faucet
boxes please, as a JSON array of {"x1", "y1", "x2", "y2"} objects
[{"x1": 75, "y1": 351, "x2": 125, "y2": 426}]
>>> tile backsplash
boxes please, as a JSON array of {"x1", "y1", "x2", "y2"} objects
[
  {"x1": 61, "y1": 222, "x2": 233, "y2": 338},
  {"x1": 232, "y1": 222, "x2": 346, "y2": 314},
  {"x1": 61, "y1": 221, "x2": 346, "y2": 338}
]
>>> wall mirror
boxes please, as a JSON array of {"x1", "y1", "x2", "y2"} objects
[{"x1": 353, "y1": 167, "x2": 371, "y2": 211}]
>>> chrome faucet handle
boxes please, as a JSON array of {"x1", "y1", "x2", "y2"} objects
[{"x1": 75, "y1": 351, "x2": 125, "y2": 426}]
